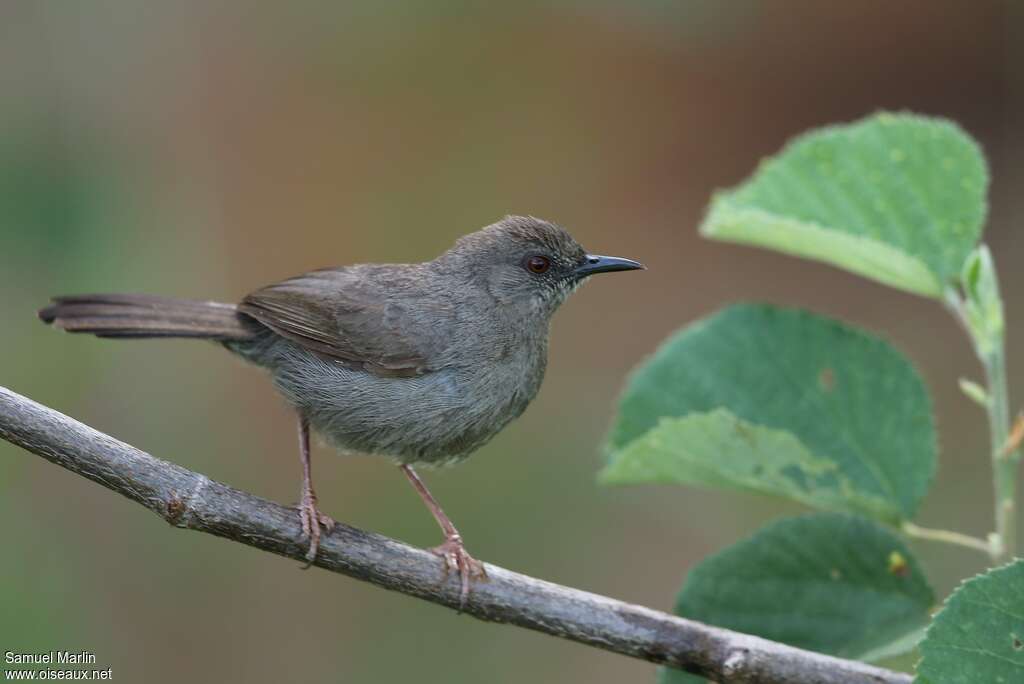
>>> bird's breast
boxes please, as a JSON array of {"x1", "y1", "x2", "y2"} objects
[
  {"x1": 411, "y1": 343, "x2": 546, "y2": 464},
  {"x1": 273, "y1": 336, "x2": 548, "y2": 466}
]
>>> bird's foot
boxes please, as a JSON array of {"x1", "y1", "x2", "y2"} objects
[
  {"x1": 429, "y1": 534, "x2": 487, "y2": 610},
  {"x1": 297, "y1": 491, "x2": 335, "y2": 567}
]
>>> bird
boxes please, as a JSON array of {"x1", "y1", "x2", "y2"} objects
[{"x1": 38, "y1": 215, "x2": 644, "y2": 604}]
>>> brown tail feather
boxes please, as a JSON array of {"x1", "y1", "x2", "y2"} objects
[{"x1": 39, "y1": 294, "x2": 255, "y2": 341}]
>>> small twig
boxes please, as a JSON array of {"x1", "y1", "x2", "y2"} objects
[
  {"x1": 945, "y1": 285, "x2": 1018, "y2": 563},
  {"x1": 0, "y1": 385, "x2": 911, "y2": 684},
  {"x1": 900, "y1": 521, "x2": 993, "y2": 557}
]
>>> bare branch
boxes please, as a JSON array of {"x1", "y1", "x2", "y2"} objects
[{"x1": 0, "y1": 386, "x2": 911, "y2": 684}]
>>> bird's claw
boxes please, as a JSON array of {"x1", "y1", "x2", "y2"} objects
[
  {"x1": 297, "y1": 492, "x2": 335, "y2": 567},
  {"x1": 429, "y1": 534, "x2": 486, "y2": 610}
]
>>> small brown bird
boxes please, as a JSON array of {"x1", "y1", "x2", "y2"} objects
[{"x1": 39, "y1": 216, "x2": 643, "y2": 603}]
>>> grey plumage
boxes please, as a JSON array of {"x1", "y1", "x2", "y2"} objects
[
  {"x1": 230, "y1": 217, "x2": 584, "y2": 464},
  {"x1": 42, "y1": 216, "x2": 631, "y2": 467},
  {"x1": 39, "y1": 215, "x2": 643, "y2": 584},
  {"x1": 38, "y1": 293, "x2": 251, "y2": 340}
]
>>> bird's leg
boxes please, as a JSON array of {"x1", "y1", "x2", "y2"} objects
[
  {"x1": 400, "y1": 464, "x2": 486, "y2": 608},
  {"x1": 296, "y1": 415, "x2": 335, "y2": 566}
]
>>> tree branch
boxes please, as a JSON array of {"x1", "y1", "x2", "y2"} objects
[{"x1": 0, "y1": 386, "x2": 910, "y2": 684}]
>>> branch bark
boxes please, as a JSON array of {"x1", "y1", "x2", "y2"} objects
[{"x1": 0, "y1": 386, "x2": 911, "y2": 684}]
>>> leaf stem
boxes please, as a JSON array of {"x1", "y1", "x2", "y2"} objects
[
  {"x1": 900, "y1": 521, "x2": 992, "y2": 555},
  {"x1": 946, "y1": 280, "x2": 1018, "y2": 564},
  {"x1": 983, "y1": 343, "x2": 1017, "y2": 561}
]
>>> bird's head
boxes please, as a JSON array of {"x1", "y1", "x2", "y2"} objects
[{"x1": 441, "y1": 215, "x2": 644, "y2": 317}]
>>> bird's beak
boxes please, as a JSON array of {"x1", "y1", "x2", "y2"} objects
[{"x1": 573, "y1": 254, "x2": 645, "y2": 278}]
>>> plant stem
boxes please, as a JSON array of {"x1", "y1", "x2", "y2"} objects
[
  {"x1": 984, "y1": 344, "x2": 1017, "y2": 561},
  {"x1": 900, "y1": 521, "x2": 992, "y2": 555},
  {"x1": 946, "y1": 286, "x2": 1018, "y2": 563}
]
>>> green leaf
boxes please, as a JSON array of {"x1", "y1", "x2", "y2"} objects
[
  {"x1": 700, "y1": 112, "x2": 988, "y2": 298},
  {"x1": 916, "y1": 560, "x2": 1024, "y2": 684},
  {"x1": 603, "y1": 304, "x2": 936, "y2": 521},
  {"x1": 678, "y1": 514, "x2": 934, "y2": 662},
  {"x1": 600, "y1": 409, "x2": 894, "y2": 521}
]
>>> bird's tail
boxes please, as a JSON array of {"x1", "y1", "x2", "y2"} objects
[{"x1": 38, "y1": 294, "x2": 255, "y2": 341}]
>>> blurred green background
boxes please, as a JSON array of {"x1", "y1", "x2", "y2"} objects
[{"x1": 2, "y1": 1, "x2": 1022, "y2": 682}]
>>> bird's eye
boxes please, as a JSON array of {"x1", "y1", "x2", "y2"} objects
[{"x1": 525, "y1": 255, "x2": 551, "y2": 274}]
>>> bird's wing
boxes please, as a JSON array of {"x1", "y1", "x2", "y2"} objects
[{"x1": 237, "y1": 266, "x2": 439, "y2": 377}]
